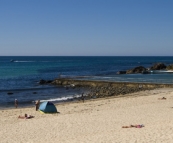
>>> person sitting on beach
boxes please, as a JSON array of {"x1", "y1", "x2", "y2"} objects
[
  {"x1": 122, "y1": 124, "x2": 144, "y2": 128},
  {"x1": 18, "y1": 114, "x2": 34, "y2": 119},
  {"x1": 158, "y1": 97, "x2": 166, "y2": 100}
]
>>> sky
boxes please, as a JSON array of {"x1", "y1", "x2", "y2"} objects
[{"x1": 0, "y1": 0, "x2": 173, "y2": 56}]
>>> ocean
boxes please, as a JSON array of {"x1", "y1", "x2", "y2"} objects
[{"x1": 1, "y1": 56, "x2": 173, "y2": 109}]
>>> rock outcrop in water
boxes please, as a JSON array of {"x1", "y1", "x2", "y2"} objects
[
  {"x1": 149, "y1": 63, "x2": 166, "y2": 70},
  {"x1": 117, "y1": 63, "x2": 169, "y2": 74},
  {"x1": 39, "y1": 79, "x2": 53, "y2": 84},
  {"x1": 166, "y1": 64, "x2": 173, "y2": 70},
  {"x1": 126, "y1": 66, "x2": 146, "y2": 74},
  {"x1": 116, "y1": 71, "x2": 126, "y2": 74}
]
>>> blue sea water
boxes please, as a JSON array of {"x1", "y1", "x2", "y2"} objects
[{"x1": 1, "y1": 56, "x2": 173, "y2": 108}]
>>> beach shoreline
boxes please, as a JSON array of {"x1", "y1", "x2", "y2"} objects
[{"x1": 1, "y1": 87, "x2": 173, "y2": 142}]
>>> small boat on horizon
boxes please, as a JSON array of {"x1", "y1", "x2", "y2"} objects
[{"x1": 10, "y1": 59, "x2": 16, "y2": 62}]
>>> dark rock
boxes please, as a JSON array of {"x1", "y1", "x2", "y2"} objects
[
  {"x1": 33, "y1": 92, "x2": 37, "y2": 94},
  {"x1": 39, "y1": 79, "x2": 46, "y2": 84},
  {"x1": 150, "y1": 63, "x2": 166, "y2": 70},
  {"x1": 166, "y1": 64, "x2": 173, "y2": 70},
  {"x1": 46, "y1": 80, "x2": 53, "y2": 83},
  {"x1": 142, "y1": 70, "x2": 150, "y2": 74},
  {"x1": 126, "y1": 66, "x2": 146, "y2": 74},
  {"x1": 39, "y1": 79, "x2": 53, "y2": 84},
  {"x1": 7, "y1": 92, "x2": 13, "y2": 95},
  {"x1": 116, "y1": 71, "x2": 126, "y2": 74}
]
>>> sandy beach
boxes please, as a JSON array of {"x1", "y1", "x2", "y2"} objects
[{"x1": 1, "y1": 88, "x2": 173, "y2": 143}]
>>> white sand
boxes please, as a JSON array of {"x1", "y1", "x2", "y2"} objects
[{"x1": 1, "y1": 88, "x2": 173, "y2": 143}]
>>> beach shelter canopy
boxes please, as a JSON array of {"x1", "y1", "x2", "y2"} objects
[{"x1": 39, "y1": 101, "x2": 57, "y2": 113}]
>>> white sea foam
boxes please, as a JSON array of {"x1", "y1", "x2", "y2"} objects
[
  {"x1": 40, "y1": 94, "x2": 82, "y2": 103},
  {"x1": 14, "y1": 61, "x2": 35, "y2": 62},
  {"x1": 14, "y1": 61, "x2": 65, "y2": 63}
]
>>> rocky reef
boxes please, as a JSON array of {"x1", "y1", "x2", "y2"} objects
[{"x1": 51, "y1": 78, "x2": 173, "y2": 99}]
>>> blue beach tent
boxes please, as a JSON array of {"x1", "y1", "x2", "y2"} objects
[{"x1": 39, "y1": 101, "x2": 57, "y2": 113}]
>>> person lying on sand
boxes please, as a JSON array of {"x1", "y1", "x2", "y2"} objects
[
  {"x1": 122, "y1": 124, "x2": 144, "y2": 128},
  {"x1": 18, "y1": 114, "x2": 34, "y2": 119},
  {"x1": 158, "y1": 97, "x2": 166, "y2": 100}
]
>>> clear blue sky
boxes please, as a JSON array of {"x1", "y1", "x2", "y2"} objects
[{"x1": 0, "y1": 0, "x2": 173, "y2": 56}]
